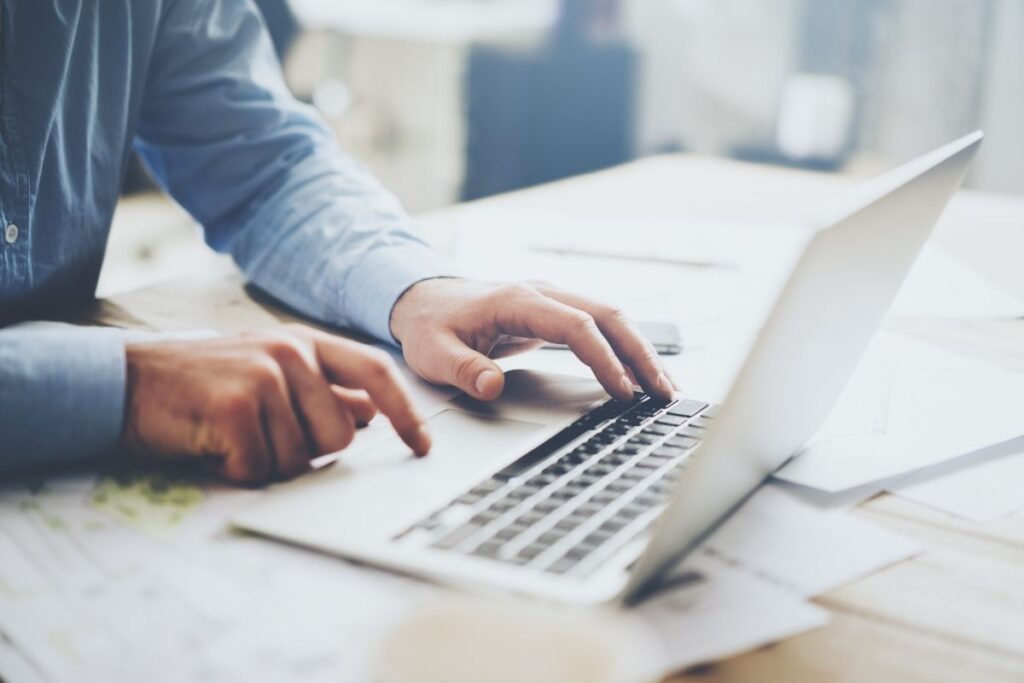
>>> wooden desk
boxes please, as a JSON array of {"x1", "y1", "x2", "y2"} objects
[{"x1": 96, "y1": 155, "x2": 1024, "y2": 682}]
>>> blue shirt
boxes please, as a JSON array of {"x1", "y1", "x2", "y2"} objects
[{"x1": 0, "y1": 0, "x2": 450, "y2": 472}]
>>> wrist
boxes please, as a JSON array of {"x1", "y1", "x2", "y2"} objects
[{"x1": 389, "y1": 277, "x2": 458, "y2": 344}]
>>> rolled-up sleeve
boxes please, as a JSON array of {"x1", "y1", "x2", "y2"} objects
[
  {"x1": 134, "y1": 0, "x2": 452, "y2": 344},
  {"x1": 0, "y1": 324, "x2": 127, "y2": 473}
]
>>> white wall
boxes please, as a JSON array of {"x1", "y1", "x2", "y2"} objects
[{"x1": 625, "y1": 0, "x2": 800, "y2": 156}]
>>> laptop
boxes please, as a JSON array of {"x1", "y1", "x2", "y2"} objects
[{"x1": 233, "y1": 132, "x2": 982, "y2": 605}]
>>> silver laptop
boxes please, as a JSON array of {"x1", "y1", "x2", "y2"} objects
[{"x1": 233, "y1": 132, "x2": 982, "y2": 605}]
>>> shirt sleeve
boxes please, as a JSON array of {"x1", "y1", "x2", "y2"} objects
[
  {"x1": 134, "y1": 0, "x2": 453, "y2": 344},
  {"x1": 0, "y1": 324, "x2": 128, "y2": 473}
]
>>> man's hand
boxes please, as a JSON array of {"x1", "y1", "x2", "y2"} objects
[
  {"x1": 121, "y1": 325, "x2": 430, "y2": 484},
  {"x1": 390, "y1": 279, "x2": 676, "y2": 402}
]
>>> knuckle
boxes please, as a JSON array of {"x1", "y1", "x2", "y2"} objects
[
  {"x1": 247, "y1": 356, "x2": 285, "y2": 392},
  {"x1": 496, "y1": 283, "x2": 536, "y2": 302},
  {"x1": 570, "y1": 312, "x2": 597, "y2": 335},
  {"x1": 451, "y1": 352, "x2": 481, "y2": 383},
  {"x1": 216, "y1": 391, "x2": 258, "y2": 424},
  {"x1": 525, "y1": 278, "x2": 555, "y2": 290},
  {"x1": 362, "y1": 348, "x2": 397, "y2": 379},
  {"x1": 261, "y1": 334, "x2": 308, "y2": 365},
  {"x1": 600, "y1": 305, "x2": 630, "y2": 326}
]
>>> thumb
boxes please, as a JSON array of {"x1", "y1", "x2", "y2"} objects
[{"x1": 433, "y1": 334, "x2": 505, "y2": 401}]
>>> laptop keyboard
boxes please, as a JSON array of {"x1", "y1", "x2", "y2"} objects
[{"x1": 395, "y1": 394, "x2": 716, "y2": 577}]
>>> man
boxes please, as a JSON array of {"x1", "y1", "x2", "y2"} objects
[{"x1": 0, "y1": 1, "x2": 673, "y2": 484}]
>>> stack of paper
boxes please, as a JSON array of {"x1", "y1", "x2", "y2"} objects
[
  {"x1": 0, "y1": 468, "x2": 921, "y2": 681},
  {"x1": 776, "y1": 332, "x2": 1024, "y2": 495}
]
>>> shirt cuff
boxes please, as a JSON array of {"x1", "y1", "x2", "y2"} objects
[
  {"x1": 0, "y1": 325, "x2": 128, "y2": 471},
  {"x1": 332, "y1": 241, "x2": 455, "y2": 345}
]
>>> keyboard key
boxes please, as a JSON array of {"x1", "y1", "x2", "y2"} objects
[
  {"x1": 538, "y1": 530, "x2": 564, "y2": 546},
  {"x1": 469, "y1": 480, "x2": 502, "y2": 497},
  {"x1": 432, "y1": 523, "x2": 482, "y2": 549},
  {"x1": 606, "y1": 478, "x2": 635, "y2": 492},
  {"x1": 690, "y1": 416, "x2": 714, "y2": 429},
  {"x1": 652, "y1": 445, "x2": 685, "y2": 459},
  {"x1": 667, "y1": 400, "x2": 708, "y2": 418},
  {"x1": 643, "y1": 423, "x2": 674, "y2": 436},
  {"x1": 472, "y1": 540, "x2": 504, "y2": 558},
  {"x1": 629, "y1": 434, "x2": 657, "y2": 446},
  {"x1": 621, "y1": 467, "x2": 649, "y2": 481},
  {"x1": 534, "y1": 498, "x2": 561, "y2": 513},
  {"x1": 555, "y1": 517, "x2": 582, "y2": 532},
  {"x1": 592, "y1": 489, "x2": 619, "y2": 504},
  {"x1": 666, "y1": 435, "x2": 700, "y2": 450},
  {"x1": 678, "y1": 426, "x2": 705, "y2": 438},
  {"x1": 495, "y1": 526, "x2": 521, "y2": 541},
  {"x1": 518, "y1": 510, "x2": 545, "y2": 526},
  {"x1": 546, "y1": 556, "x2": 580, "y2": 574},
  {"x1": 577, "y1": 501, "x2": 604, "y2": 516},
  {"x1": 517, "y1": 543, "x2": 547, "y2": 561},
  {"x1": 470, "y1": 510, "x2": 500, "y2": 525},
  {"x1": 615, "y1": 444, "x2": 640, "y2": 456},
  {"x1": 489, "y1": 498, "x2": 517, "y2": 513},
  {"x1": 655, "y1": 414, "x2": 687, "y2": 427}
]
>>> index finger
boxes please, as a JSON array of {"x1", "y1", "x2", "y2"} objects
[
  {"x1": 537, "y1": 286, "x2": 675, "y2": 400},
  {"x1": 308, "y1": 333, "x2": 431, "y2": 456},
  {"x1": 493, "y1": 289, "x2": 635, "y2": 401}
]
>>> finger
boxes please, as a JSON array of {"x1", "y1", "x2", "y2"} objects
[
  {"x1": 265, "y1": 336, "x2": 356, "y2": 456},
  {"x1": 331, "y1": 386, "x2": 378, "y2": 427},
  {"x1": 537, "y1": 287, "x2": 675, "y2": 399},
  {"x1": 259, "y1": 373, "x2": 315, "y2": 479},
  {"x1": 214, "y1": 394, "x2": 274, "y2": 485},
  {"x1": 417, "y1": 332, "x2": 506, "y2": 401},
  {"x1": 492, "y1": 288, "x2": 634, "y2": 400},
  {"x1": 308, "y1": 335, "x2": 431, "y2": 456}
]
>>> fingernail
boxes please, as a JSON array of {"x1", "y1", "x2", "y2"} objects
[
  {"x1": 620, "y1": 375, "x2": 635, "y2": 397},
  {"x1": 475, "y1": 370, "x2": 499, "y2": 397},
  {"x1": 657, "y1": 372, "x2": 674, "y2": 396}
]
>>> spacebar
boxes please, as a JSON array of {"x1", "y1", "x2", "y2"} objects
[{"x1": 493, "y1": 419, "x2": 591, "y2": 482}]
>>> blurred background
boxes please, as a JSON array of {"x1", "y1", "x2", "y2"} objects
[{"x1": 104, "y1": 0, "x2": 1023, "y2": 295}]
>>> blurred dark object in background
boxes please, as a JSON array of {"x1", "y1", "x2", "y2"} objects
[
  {"x1": 122, "y1": 0, "x2": 299, "y2": 196},
  {"x1": 463, "y1": 0, "x2": 634, "y2": 200}
]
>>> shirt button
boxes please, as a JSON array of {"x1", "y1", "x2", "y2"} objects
[{"x1": 4, "y1": 224, "x2": 18, "y2": 244}]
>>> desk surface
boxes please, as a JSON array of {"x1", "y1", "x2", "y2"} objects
[{"x1": 98, "y1": 155, "x2": 1024, "y2": 682}]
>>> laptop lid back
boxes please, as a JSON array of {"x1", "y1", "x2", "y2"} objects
[{"x1": 622, "y1": 132, "x2": 983, "y2": 603}]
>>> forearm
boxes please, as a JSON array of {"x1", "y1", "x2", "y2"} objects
[
  {"x1": 134, "y1": 0, "x2": 452, "y2": 344},
  {"x1": 222, "y1": 154, "x2": 454, "y2": 344},
  {"x1": 0, "y1": 324, "x2": 128, "y2": 473}
]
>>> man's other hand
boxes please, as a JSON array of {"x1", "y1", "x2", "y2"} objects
[
  {"x1": 390, "y1": 279, "x2": 676, "y2": 403},
  {"x1": 121, "y1": 325, "x2": 430, "y2": 484}
]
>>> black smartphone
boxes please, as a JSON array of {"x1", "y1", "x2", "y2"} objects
[{"x1": 543, "y1": 320, "x2": 683, "y2": 355}]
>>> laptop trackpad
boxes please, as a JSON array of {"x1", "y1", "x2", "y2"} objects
[{"x1": 234, "y1": 409, "x2": 546, "y2": 547}]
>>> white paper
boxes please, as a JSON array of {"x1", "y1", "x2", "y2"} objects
[
  {"x1": 776, "y1": 332, "x2": 1024, "y2": 492},
  {"x1": 890, "y1": 244, "x2": 1024, "y2": 319},
  {"x1": 0, "y1": 471, "x2": 428, "y2": 683},
  {"x1": 889, "y1": 437, "x2": 1024, "y2": 521},
  {"x1": 631, "y1": 557, "x2": 829, "y2": 674},
  {"x1": 697, "y1": 485, "x2": 922, "y2": 597}
]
